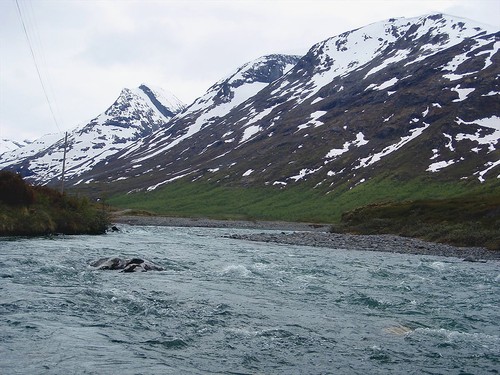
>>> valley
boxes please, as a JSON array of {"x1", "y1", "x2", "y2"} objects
[{"x1": 1, "y1": 13, "x2": 498, "y2": 249}]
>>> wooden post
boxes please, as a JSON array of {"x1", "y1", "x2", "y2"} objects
[{"x1": 61, "y1": 131, "x2": 68, "y2": 194}]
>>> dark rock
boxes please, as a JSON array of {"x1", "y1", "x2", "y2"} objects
[
  {"x1": 90, "y1": 257, "x2": 164, "y2": 272},
  {"x1": 90, "y1": 257, "x2": 126, "y2": 270},
  {"x1": 463, "y1": 256, "x2": 487, "y2": 263}
]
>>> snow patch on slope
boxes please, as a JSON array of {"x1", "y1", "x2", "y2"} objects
[
  {"x1": 427, "y1": 159, "x2": 456, "y2": 172},
  {"x1": 455, "y1": 116, "x2": 500, "y2": 152},
  {"x1": 289, "y1": 167, "x2": 323, "y2": 182},
  {"x1": 325, "y1": 132, "x2": 368, "y2": 159},
  {"x1": 355, "y1": 123, "x2": 430, "y2": 169},
  {"x1": 240, "y1": 125, "x2": 262, "y2": 143},
  {"x1": 366, "y1": 77, "x2": 398, "y2": 91},
  {"x1": 475, "y1": 160, "x2": 500, "y2": 182},
  {"x1": 297, "y1": 111, "x2": 327, "y2": 130},
  {"x1": 451, "y1": 85, "x2": 475, "y2": 102}
]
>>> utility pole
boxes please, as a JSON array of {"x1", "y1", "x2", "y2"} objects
[{"x1": 61, "y1": 131, "x2": 68, "y2": 194}]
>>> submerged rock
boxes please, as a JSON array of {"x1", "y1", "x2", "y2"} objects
[
  {"x1": 90, "y1": 257, "x2": 164, "y2": 272},
  {"x1": 463, "y1": 256, "x2": 487, "y2": 263},
  {"x1": 383, "y1": 325, "x2": 413, "y2": 336}
]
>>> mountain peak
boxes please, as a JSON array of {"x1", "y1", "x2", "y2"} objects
[
  {"x1": 196, "y1": 54, "x2": 302, "y2": 109},
  {"x1": 110, "y1": 84, "x2": 185, "y2": 119},
  {"x1": 137, "y1": 84, "x2": 186, "y2": 116},
  {"x1": 2, "y1": 14, "x2": 498, "y2": 192},
  {"x1": 0, "y1": 84, "x2": 186, "y2": 184},
  {"x1": 103, "y1": 12, "x2": 498, "y2": 191},
  {"x1": 115, "y1": 54, "x2": 303, "y2": 162},
  {"x1": 225, "y1": 54, "x2": 302, "y2": 86}
]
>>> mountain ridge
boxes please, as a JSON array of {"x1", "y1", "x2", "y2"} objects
[
  {"x1": 76, "y1": 13, "x2": 498, "y2": 194},
  {"x1": 2, "y1": 13, "x2": 499, "y2": 202},
  {"x1": 115, "y1": 54, "x2": 302, "y2": 166},
  {"x1": 0, "y1": 84, "x2": 185, "y2": 183},
  {"x1": 0, "y1": 139, "x2": 32, "y2": 154}
]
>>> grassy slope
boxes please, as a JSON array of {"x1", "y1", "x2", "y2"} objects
[
  {"x1": 106, "y1": 177, "x2": 498, "y2": 223},
  {"x1": 107, "y1": 177, "x2": 500, "y2": 249},
  {"x1": 338, "y1": 194, "x2": 500, "y2": 250}
]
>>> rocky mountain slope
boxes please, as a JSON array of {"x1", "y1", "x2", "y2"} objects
[
  {"x1": 2, "y1": 14, "x2": 499, "y2": 198},
  {"x1": 80, "y1": 13, "x2": 499, "y2": 194},
  {"x1": 0, "y1": 84, "x2": 185, "y2": 184},
  {"x1": 104, "y1": 54, "x2": 302, "y2": 190}
]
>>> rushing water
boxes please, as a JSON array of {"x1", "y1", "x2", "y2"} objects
[{"x1": 0, "y1": 225, "x2": 498, "y2": 374}]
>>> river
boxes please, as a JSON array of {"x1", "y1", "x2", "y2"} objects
[{"x1": 1, "y1": 225, "x2": 498, "y2": 374}]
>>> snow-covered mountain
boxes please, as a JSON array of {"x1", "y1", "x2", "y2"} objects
[
  {"x1": 3, "y1": 14, "x2": 499, "y2": 196},
  {"x1": 78, "y1": 13, "x2": 499, "y2": 193},
  {"x1": 0, "y1": 84, "x2": 185, "y2": 183},
  {"x1": 115, "y1": 54, "x2": 301, "y2": 166},
  {"x1": 0, "y1": 139, "x2": 32, "y2": 154}
]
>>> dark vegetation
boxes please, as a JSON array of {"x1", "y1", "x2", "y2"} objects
[
  {"x1": 106, "y1": 176, "x2": 500, "y2": 250},
  {"x1": 336, "y1": 195, "x2": 500, "y2": 250},
  {"x1": 0, "y1": 171, "x2": 109, "y2": 236}
]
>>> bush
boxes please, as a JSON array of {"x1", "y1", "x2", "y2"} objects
[
  {"x1": 0, "y1": 171, "x2": 34, "y2": 206},
  {"x1": 0, "y1": 172, "x2": 110, "y2": 236},
  {"x1": 337, "y1": 195, "x2": 500, "y2": 250}
]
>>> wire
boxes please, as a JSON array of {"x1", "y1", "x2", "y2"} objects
[
  {"x1": 26, "y1": 0, "x2": 64, "y2": 126},
  {"x1": 14, "y1": 0, "x2": 67, "y2": 187},
  {"x1": 14, "y1": 0, "x2": 62, "y2": 133}
]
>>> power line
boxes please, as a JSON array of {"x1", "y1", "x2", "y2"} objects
[
  {"x1": 14, "y1": 0, "x2": 61, "y2": 133},
  {"x1": 26, "y1": 0, "x2": 64, "y2": 126}
]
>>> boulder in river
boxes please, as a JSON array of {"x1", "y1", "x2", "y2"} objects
[{"x1": 90, "y1": 257, "x2": 164, "y2": 272}]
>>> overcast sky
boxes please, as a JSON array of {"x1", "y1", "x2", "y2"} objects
[{"x1": 1, "y1": 0, "x2": 498, "y2": 142}]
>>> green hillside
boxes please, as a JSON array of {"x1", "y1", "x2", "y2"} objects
[{"x1": 106, "y1": 176, "x2": 500, "y2": 249}]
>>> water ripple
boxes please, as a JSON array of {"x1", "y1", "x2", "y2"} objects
[{"x1": 0, "y1": 226, "x2": 498, "y2": 374}]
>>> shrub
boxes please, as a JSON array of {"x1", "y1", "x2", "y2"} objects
[
  {"x1": 0, "y1": 172, "x2": 110, "y2": 236},
  {"x1": 337, "y1": 195, "x2": 500, "y2": 250},
  {"x1": 0, "y1": 171, "x2": 34, "y2": 206}
]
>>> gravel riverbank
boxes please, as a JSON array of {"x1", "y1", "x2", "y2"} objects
[
  {"x1": 112, "y1": 215, "x2": 499, "y2": 261},
  {"x1": 112, "y1": 215, "x2": 327, "y2": 231}
]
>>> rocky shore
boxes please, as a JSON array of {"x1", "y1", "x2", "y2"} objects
[
  {"x1": 227, "y1": 232, "x2": 500, "y2": 260},
  {"x1": 113, "y1": 214, "x2": 328, "y2": 231},
  {"x1": 113, "y1": 215, "x2": 499, "y2": 261}
]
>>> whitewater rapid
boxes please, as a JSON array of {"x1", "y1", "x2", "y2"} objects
[{"x1": 1, "y1": 225, "x2": 498, "y2": 374}]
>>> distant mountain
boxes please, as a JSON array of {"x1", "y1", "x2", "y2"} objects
[
  {"x1": 113, "y1": 54, "x2": 301, "y2": 167},
  {"x1": 0, "y1": 84, "x2": 185, "y2": 183},
  {"x1": 75, "y1": 13, "x2": 499, "y2": 193},
  {"x1": 0, "y1": 139, "x2": 32, "y2": 154}
]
